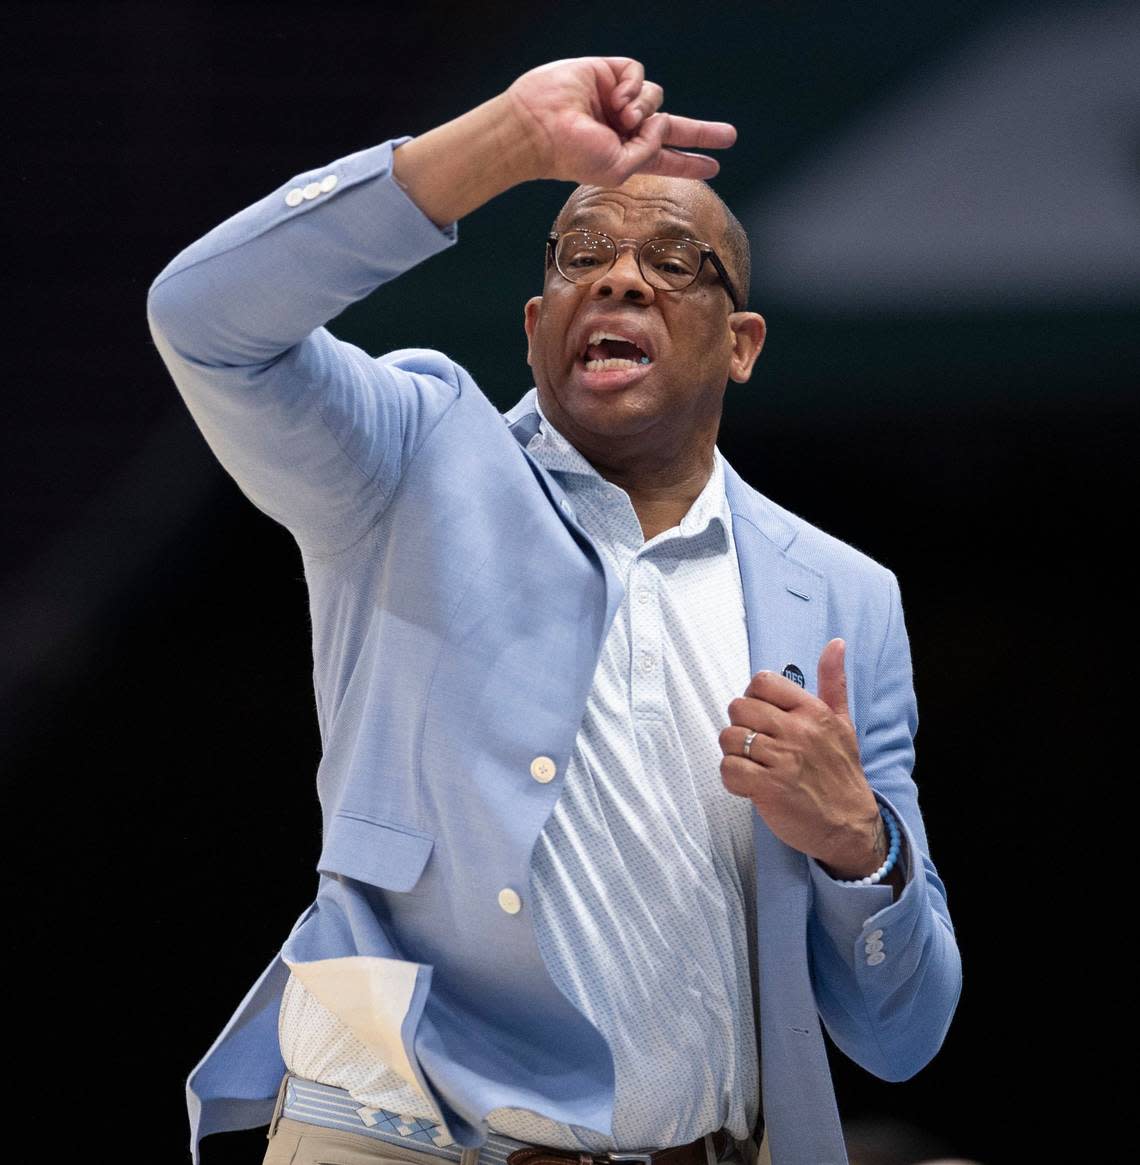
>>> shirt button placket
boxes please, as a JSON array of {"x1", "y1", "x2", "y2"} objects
[{"x1": 629, "y1": 561, "x2": 661, "y2": 717}]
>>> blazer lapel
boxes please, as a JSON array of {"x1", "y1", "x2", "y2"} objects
[
  {"x1": 724, "y1": 457, "x2": 850, "y2": 1162},
  {"x1": 722, "y1": 456, "x2": 828, "y2": 694},
  {"x1": 502, "y1": 388, "x2": 625, "y2": 638}
]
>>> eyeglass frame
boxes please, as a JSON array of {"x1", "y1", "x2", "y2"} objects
[{"x1": 545, "y1": 229, "x2": 745, "y2": 314}]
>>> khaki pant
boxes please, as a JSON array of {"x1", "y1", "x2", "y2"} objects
[{"x1": 263, "y1": 1117, "x2": 470, "y2": 1165}]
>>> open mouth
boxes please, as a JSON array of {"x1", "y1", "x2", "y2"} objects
[{"x1": 581, "y1": 331, "x2": 653, "y2": 371}]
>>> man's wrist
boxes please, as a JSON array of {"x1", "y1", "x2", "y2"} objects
[
  {"x1": 819, "y1": 805, "x2": 888, "y2": 880},
  {"x1": 391, "y1": 91, "x2": 542, "y2": 228},
  {"x1": 818, "y1": 808, "x2": 907, "y2": 900}
]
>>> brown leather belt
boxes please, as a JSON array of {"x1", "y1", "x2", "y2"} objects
[{"x1": 505, "y1": 1128, "x2": 731, "y2": 1165}]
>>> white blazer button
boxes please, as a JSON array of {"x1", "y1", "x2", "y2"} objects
[
  {"x1": 319, "y1": 173, "x2": 338, "y2": 193},
  {"x1": 530, "y1": 756, "x2": 556, "y2": 783},
  {"x1": 866, "y1": 929, "x2": 883, "y2": 942},
  {"x1": 864, "y1": 938, "x2": 884, "y2": 954},
  {"x1": 498, "y1": 888, "x2": 522, "y2": 914},
  {"x1": 866, "y1": 951, "x2": 886, "y2": 966},
  {"x1": 285, "y1": 188, "x2": 305, "y2": 207},
  {"x1": 302, "y1": 181, "x2": 322, "y2": 201}
]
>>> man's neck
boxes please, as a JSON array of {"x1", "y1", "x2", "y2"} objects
[
  {"x1": 532, "y1": 391, "x2": 719, "y2": 541},
  {"x1": 600, "y1": 457, "x2": 715, "y2": 541}
]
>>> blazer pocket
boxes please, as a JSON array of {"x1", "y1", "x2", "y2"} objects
[{"x1": 317, "y1": 811, "x2": 435, "y2": 892}]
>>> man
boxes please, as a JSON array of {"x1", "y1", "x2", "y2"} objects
[{"x1": 148, "y1": 56, "x2": 960, "y2": 1165}]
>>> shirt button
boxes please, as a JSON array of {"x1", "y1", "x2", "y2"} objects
[
  {"x1": 637, "y1": 588, "x2": 651, "y2": 605},
  {"x1": 866, "y1": 929, "x2": 883, "y2": 942},
  {"x1": 864, "y1": 938, "x2": 884, "y2": 954},
  {"x1": 530, "y1": 756, "x2": 556, "y2": 783},
  {"x1": 866, "y1": 951, "x2": 886, "y2": 966},
  {"x1": 639, "y1": 652, "x2": 654, "y2": 672},
  {"x1": 560, "y1": 499, "x2": 574, "y2": 518},
  {"x1": 285, "y1": 187, "x2": 305, "y2": 207},
  {"x1": 319, "y1": 173, "x2": 338, "y2": 193},
  {"x1": 302, "y1": 181, "x2": 323, "y2": 200},
  {"x1": 498, "y1": 888, "x2": 522, "y2": 914}
]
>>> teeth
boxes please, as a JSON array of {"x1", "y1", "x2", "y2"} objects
[
  {"x1": 585, "y1": 358, "x2": 645, "y2": 371},
  {"x1": 584, "y1": 329, "x2": 651, "y2": 359}
]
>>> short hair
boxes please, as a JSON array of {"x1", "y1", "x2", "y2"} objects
[
  {"x1": 711, "y1": 189, "x2": 751, "y2": 311},
  {"x1": 549, "y1": 179, "x2": 752, "y2": 311}
]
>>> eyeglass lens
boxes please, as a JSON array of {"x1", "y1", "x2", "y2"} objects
[{"x1": 556, "y1": 232, "x2": 702, "y2": 290}]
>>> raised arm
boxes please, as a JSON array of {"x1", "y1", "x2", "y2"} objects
[{"x1": 146, "y1": 58, "x2": 736, "y2": 556}]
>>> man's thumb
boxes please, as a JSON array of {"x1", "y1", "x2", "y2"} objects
[
  {"x1": 818, "y1": 638, "x2": 851, "y2": 716},
  {"x1": 616, "y1": 112, "x2": 668, "y2": 180}
]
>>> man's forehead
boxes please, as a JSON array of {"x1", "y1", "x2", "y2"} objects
[{"x1": 557, "y1": 177, "x2": 722, "y2": 239}]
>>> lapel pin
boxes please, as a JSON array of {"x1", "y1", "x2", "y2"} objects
[{"x1": 782, "y1": 663, "x2": 805, "y2": 687}]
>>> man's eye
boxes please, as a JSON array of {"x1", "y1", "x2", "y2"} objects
[
  {"x1": 566, "y1": 255, "x2": 601, "y2": 268},
  {"x1": 651, "y1": 259, "x2": 697, "y2": 277}
]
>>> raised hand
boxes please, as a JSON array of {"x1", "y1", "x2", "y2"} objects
[
  {"x1": 719, "y1": 638, "x2": 889, "y2": 879},
  {"x1": 505, "y1": 56, "x2": 737, "y2": 187},
  {"x1": 390, "y1": 57, "x2": 736, "y2": 230}
]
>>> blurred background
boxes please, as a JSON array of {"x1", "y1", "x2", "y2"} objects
[{"x1": 6, "y1": 1, "x2": 1136, "y2": 1162}]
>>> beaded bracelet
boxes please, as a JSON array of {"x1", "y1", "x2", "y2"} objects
[{"x1": 837, "y1": 806, "x2": 901, "y2": 886}]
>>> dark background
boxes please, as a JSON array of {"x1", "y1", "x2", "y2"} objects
[{"x1": 6, "y1": 2, "x2": 1135, "y2": 1162}]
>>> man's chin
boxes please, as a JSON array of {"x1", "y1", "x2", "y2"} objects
[{"x1": 542, "y1": 382, "x2": 663, "y2": 446}]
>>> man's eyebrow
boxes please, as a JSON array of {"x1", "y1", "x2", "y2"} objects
[{"x1": 563, "y1": 215, "x2": 700, "y2": 239}]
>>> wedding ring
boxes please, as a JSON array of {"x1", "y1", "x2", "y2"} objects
[{"x1": 742, "y1": 729, "x2": 758, "y2": 760}]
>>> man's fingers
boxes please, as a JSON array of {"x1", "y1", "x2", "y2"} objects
[
  {"x1": 613, "y1": 111, "x2": 670, "y2": 176},
  {"x1": 718, "y1": 725, "x2": 778, "y2": 765},
  {"x1": 638, "y1": 146, "x2": 721, "y2": 180},
  {"x1": 817, "y1": 638, "x2": 850, "y2": 717},
  {"x1": 745, "y1": 669, "x2": 814, "y2": 711},
  {"x1": 607, "y1": 57, "x2": 644, "y2": 110},
  {"x1": 725, "y1": 696, "x2": 784, "y2": 735},
  {"x1": 658, "y1": 113, "x2": 737, "y2": 151},
  {"x1": 720, "y1": 755, "x2": 761, "y2": 800},
  {"x1": 618, "y1": 116, "x2": 708, "y2": 180},
  {"x1": 616, "y1": 111, "x2": 737, "y2": 181},
  {"x1": 719, "y1": 755, "x2": 782, "y2": 805},
  {"x1": 620, "y1": 80, "x2": 664, "y2": 129}
]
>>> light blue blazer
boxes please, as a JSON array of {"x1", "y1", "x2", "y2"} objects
[{"x1": 147, "y1": 136, "x2": 961, "y2": 1165}]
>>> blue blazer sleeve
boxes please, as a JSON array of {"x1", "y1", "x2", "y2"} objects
[
  {"x1": 146, "y1": 136, "x2": 462, "y2": 556},
  {"x1": 806, "y1": 570, "x2": 962, "y2": 1081}
]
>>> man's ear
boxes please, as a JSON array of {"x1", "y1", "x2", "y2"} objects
[
  {"x1": 727, "y1": 313, "x2": 767, "y2": 384},
  {"x1": 523, "y1": 296, "x2": 543, "y2": 367}
]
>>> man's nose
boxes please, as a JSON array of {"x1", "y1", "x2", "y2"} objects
[{"x1": 591, "y1": 244, "x2": 655, "y2": 303}]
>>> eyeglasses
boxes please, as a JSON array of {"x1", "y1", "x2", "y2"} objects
[{"x1": 546, "y1": 229, "x2": 744, "y2": 314}]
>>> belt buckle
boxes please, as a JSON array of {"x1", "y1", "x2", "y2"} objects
[{"x1": 605, "y1": 1154, "x2": 654, "y2": 1165}]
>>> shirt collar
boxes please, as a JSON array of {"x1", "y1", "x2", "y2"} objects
[{"x1": 526, "y1": 395, "x2": 730, "y2": 543}]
